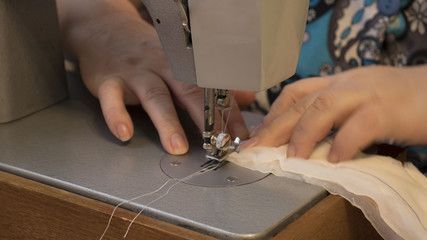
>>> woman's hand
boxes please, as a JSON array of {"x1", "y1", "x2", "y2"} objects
[
  {"x1": 245, "y1": 65, "x2": 427, "y2": 162},
  {"x1": 57, "y1": 0, "x2": 249, "y2": 154}
]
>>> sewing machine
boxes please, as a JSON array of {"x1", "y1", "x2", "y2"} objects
[
  {"x1": 0, "y1": 1, "x2": 382, "y2": 239},
  {"x1": 142, "y1": 0, "x2": 309, "y2": 161}
]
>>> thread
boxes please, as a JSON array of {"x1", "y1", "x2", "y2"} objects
[
  {"x1": 99, "y1": 179, "x2": 174, "y2": 240},
  {"x1": 99, "y1": 163, "x2": 218, "y2": 239},
  {"x1": 223, "y1": 96, "x2": 235, "y2": 133}
]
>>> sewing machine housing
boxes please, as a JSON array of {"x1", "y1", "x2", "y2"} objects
[
  {"x1": 142, "y1": 0, "x2": 308, "y2": 90},
  {"x1": 0, "y1": 2, "x2": 328, "y2": 238},
  {"x1": 142, "y1": 0, "x2": 309, "y2": 159}
]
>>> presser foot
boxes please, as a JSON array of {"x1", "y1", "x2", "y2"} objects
[
  {"x1": 160, "y1": 140, "x2": 268, "y2": 187},
  {"x1": 160, "y1": 111, "x2": 269, "y2": 187},
  {"x1": 203, "y1": 132, "x2": 241, "y2": 162}
]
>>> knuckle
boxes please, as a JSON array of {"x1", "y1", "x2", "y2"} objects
[
  {"x1": 122, "y1": 56, "x2": 142, "y2": 66},
  {"x1": 102, "y1": 103, "x2": 127, "y2": 122},
  {"x1": 311, "y1": 92, "x2": 336, "y2": 112},
  {"x1": 98, "y1": 78, "x2": 123, "y2": 96},
  {"x1": 98, "y1": 80, "x2": 115, "y2": 93},
  {"x1": 281, "y1": 84, "x2": 301, "y2": 103},
  {"x1": 140, "y1": 85, "x2": 170, "y2": 103},
  {"x1": 268, "y1": 85, "x2": 300, "y2": 115},
  {"x1": 177, "y1": 82, "x2": 202, "y2": 96},
  {"x1": 182, "y1": 84, "x2": 202, "y2": 96},
  {"x1": 289, "y1": 102, "x2": 307, "y2": 115},
  {"x1": 97, "y1": 83, "x2": 110, "y2": 97},
  {"x1": 175, "y1": 84, "x2": 204, "y2": 103},
  {"x1": 104, "y1": 106, "x2": 122, "y2": 119}
]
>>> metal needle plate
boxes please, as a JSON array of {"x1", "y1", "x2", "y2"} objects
[
  {"x1": 160, "y1": 112, "x2": 269, "y2": 187},
  {"x1": 160, "y1": 149, "x2": 269, "y2": 187}
]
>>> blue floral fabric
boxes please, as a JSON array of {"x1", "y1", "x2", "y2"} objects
[{"x1": 252, "y1": 0, "x2": 427, "y2": 174}]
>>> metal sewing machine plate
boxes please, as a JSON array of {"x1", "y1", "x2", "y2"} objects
[
  {"x1": 161, "y1": 111, "x2": 269, "y2": 187},
  {"x1": 160, "y1": 147, "x2": 269, "y2": 187},
  {"x1": 0, "y1": 76, "x2": 326, "y2": 239}
]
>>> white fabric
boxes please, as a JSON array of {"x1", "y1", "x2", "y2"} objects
[{"x1": 228, "y1": 141, "x2": 427, "y2": 240}]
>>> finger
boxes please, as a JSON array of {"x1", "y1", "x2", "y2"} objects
[
  {"x1": 242, "y1": 93, "x2": 318, "y2": 149},
  {"x1": 171, "y1": 81, "x2": 206, "y2": 131},
  {"x1": 231, "y1": 90, "x2": 255, "y2": 107},
  {"x1": 159, "y1": 69, "x2": 248, "y2": 140},
  {"x1": 263, "y1": 77, "x2": 332, "y2": 126},
  {"x1": 153, "y1": 67, "x2": 205, "y2": 131},
  {"x1": 98, "y1": 78, "x2": 134, "y2": 142},
  {"x1": 329, "y1": 103, "x2": 390, "y2": 162},
  {"x1": 158, "y1": 73, "x2": 245, "y2": 138},
  {"x1": 287, "y1": 87, "x2": 373, "y2": 159},
  {"x1": 127, "y1": 73, "x2": 189, "y2": 155}
]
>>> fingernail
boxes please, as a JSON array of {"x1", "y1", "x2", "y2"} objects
[
  {"x1": 116, "y1": 124, "x2": 131, "y2": 141},
  {"x1": 233, "y1": 123, "x2": 249, "y2": 139},
  {"x1": 287, "y1": 144, "x2": 296, "y2": 158},
  {"x1": 241, "y1": 137, "x2": 259, "y2": 149},
  {"x1": 171, "y1": 133, "x2": 188, "y2": 155}
]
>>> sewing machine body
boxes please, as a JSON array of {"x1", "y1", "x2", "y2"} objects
[
  {"x1": 142, "y1": 0, "x2": 309, "y2": 159},
  {"x1": 0, "y1": 1, "x2": 327, "y2": 238},
  {"x1": 142, "y1": 0, "x2": 309, "y2": 91},
  {"x1": 0, "y1": 74, "x2": 326, "y2": 239}
]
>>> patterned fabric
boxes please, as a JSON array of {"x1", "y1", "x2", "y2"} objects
[{"x1": 250, "y1": 0, "x2": 427, "y2": 174}]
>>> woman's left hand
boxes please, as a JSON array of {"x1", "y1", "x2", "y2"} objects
[{"x1": 244, "y1": 65, "x2": 427, "y2": 162}]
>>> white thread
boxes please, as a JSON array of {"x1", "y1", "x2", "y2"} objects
[
  {"x1": 123, "y1": 181, "x2": 181, "y2": 238},
  {"x1": 99, "y1": 163, "x2": 218, "y2": 239},
  {"x1": 99, "y1": 179, "x2": 175, "y2": 240},
  {"x1": 220, "y1": 109, "x2": 225, "y2": 133},
  {"x1": 123, "y1": 165, "x2": 217, "y2": 238},
  {"x1": 223, "y1": 96, "x2": 235, "y2": 134}
]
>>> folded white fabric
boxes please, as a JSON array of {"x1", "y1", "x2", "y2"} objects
[{"x1": 228, "y1": 141, "x2": 427, "y2": 240}]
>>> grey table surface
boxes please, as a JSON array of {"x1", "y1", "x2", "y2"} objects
[{"x1": 0, "y1": 74, "x2": 326, "y2": 239}]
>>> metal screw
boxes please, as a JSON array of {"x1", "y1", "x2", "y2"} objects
[
  {"x1": 216, "y1": 132, "x2": 231, "y2": 150},
  {"x1": 170, "y1": 160, "x2": 181, "y2": 166},
  {"x1": 227, "y1": 176, "x2": 238, "y2": 182}
]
